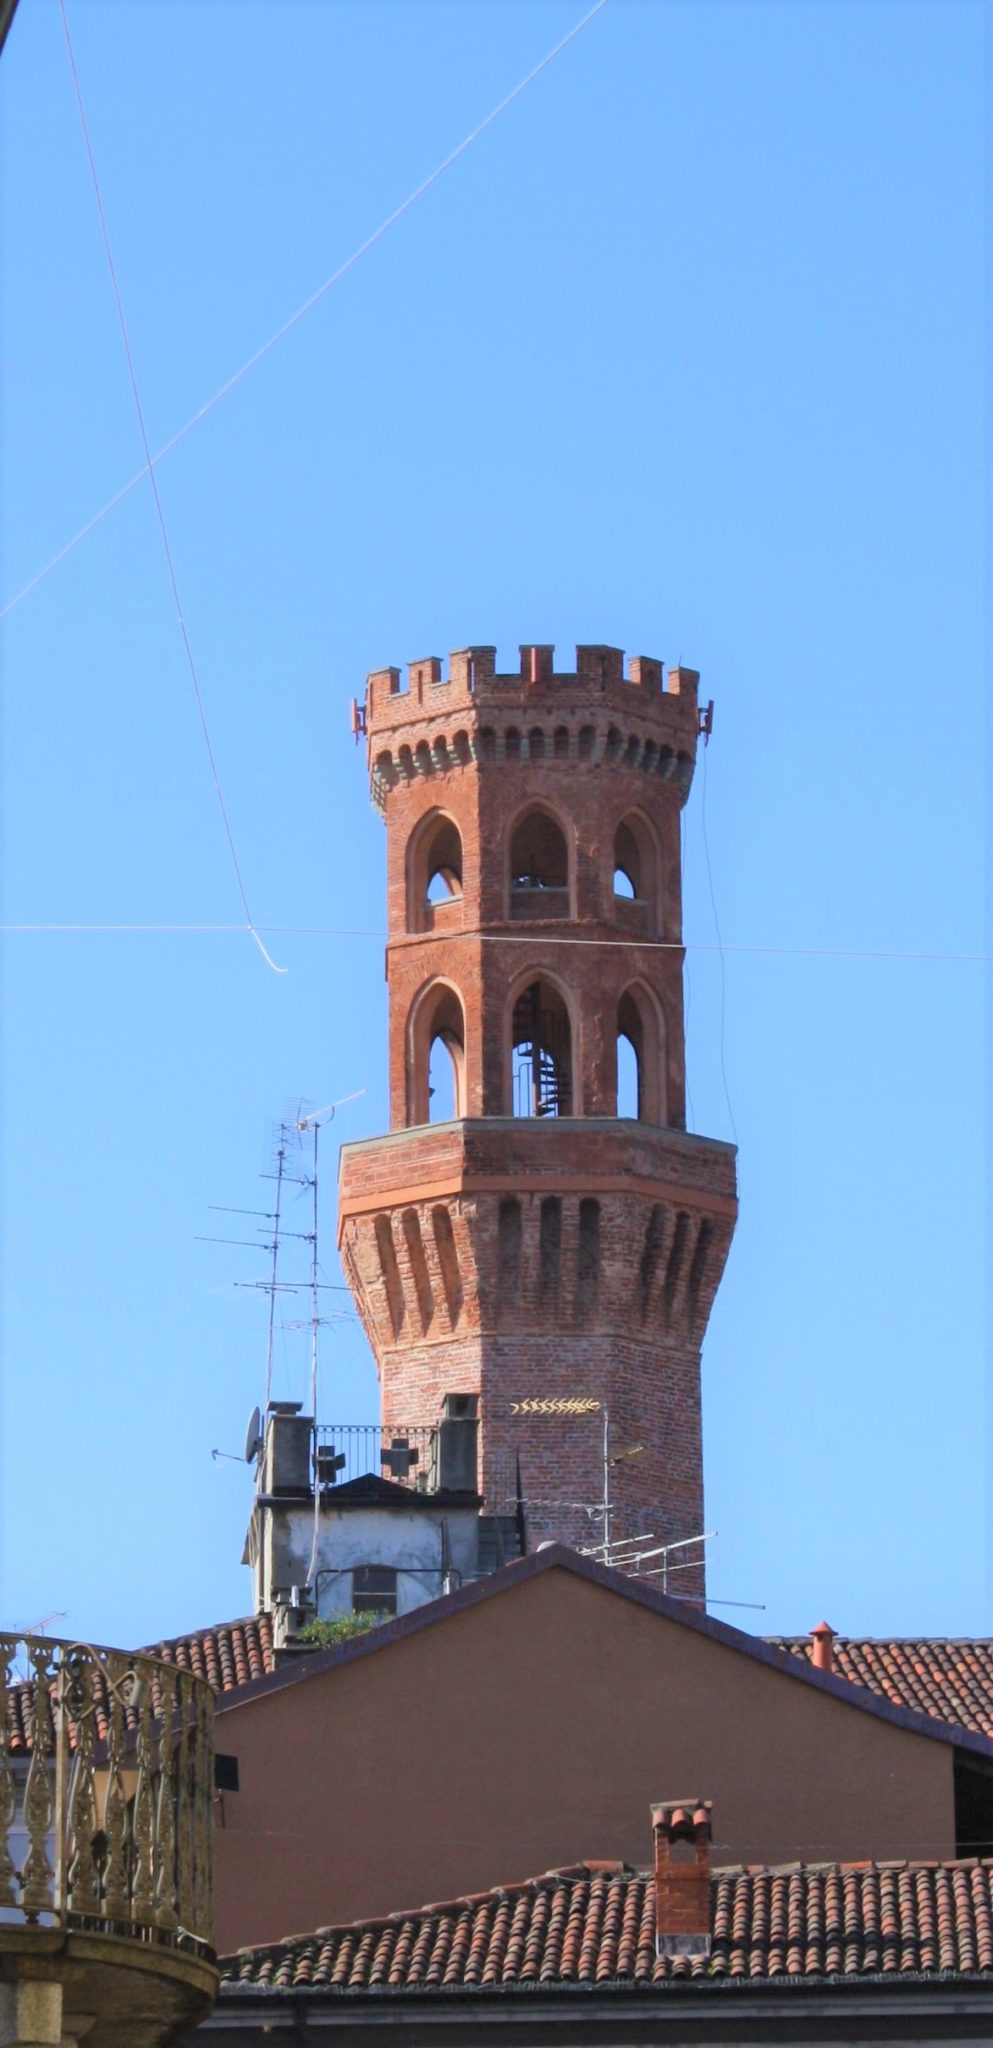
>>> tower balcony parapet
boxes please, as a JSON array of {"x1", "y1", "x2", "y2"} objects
[
  {"x1": 338, "y1": 1116, "x2": 736, "y2": 1224},
  {"x1": 1, "y1": 1630, "x2": 216, "y2": 2048},
  {"x1": 362, "y1": 646, "x2": 701, "y2": 813}
]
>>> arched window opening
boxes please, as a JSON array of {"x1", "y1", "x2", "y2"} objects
[
  {"x1": 617, "y1": 1030, "x2": 640, "y2": 1118},
  {"x1": 613, "y1": 821, "x2": 642, "y2": 899},
  {"x1": 509, "y1": 809, "x2": 568, "y2": 899},
  {"x1": 428, "y1": 1032, "x2": 460, "y2": 1120},
  {"x1": 512, "y1": 979, "x2": 572, "y2": 1117},
  {"x1": 408, "y1": 813, "x2": 463, "y2": 932},
  {"x1": 409, "y1": 982, "x2": 466, "y2": 1126},
  {"x1": 616, "y1": 986, "x2": 665, "y2": 1123},
  {"x1": 612, "y1": 814, "x2": 660, "y2": 932}
]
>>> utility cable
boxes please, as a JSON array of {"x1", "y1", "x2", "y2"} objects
[
  {"x1": 57, "y1": 0, "x2": 284, "y2": 976},
  {"x1": 4, "y1": 0, "x2": 609, "y2": 623},
  {"x1": 680, "y1": 806, "x2": 696, "y2": 1130},
  {"x1": 700, "y1": 743, "x2": 738, "y2": 1147},
  {"x1": 2, "y1": 922, "x2": 988, "y2": 965}
]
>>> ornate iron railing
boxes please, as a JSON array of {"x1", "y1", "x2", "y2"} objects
[{"x1": 0, "y1": 1633, "x2": 214, "y2": 1956}]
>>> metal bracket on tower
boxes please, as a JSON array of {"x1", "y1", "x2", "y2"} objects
[
  {"x1": 350, "y1": 698, "x2": 367, "y2": 743},
  {"x1": 698, "y1": 700, "x2": 714, "y2": 744}
]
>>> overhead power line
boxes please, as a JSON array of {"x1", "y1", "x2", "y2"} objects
[
  {"x1": 57, "y1": 0, "x2": 284, "y2": 976},
  {"x1": 3, "y1": 0, "x2": 609, "y2": 623},
  {"x1": 0, "y1": 924, "x2": 987, "y2": 966}
]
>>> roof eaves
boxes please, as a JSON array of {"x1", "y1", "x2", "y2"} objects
[{"x1": 210, "y1": 1545, "x2": 993, "y2": 1760}]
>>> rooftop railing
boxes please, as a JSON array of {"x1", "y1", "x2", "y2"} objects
[
  {"x1": 314, "y1": 1423, "x2": 437, "y2": 1492},
  {"x1": 1, "y1": 1632, "x2": 214, "y2": 1957}
]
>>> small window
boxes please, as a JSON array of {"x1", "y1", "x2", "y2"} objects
[{"x1": 352, "y1": 1565, "x2": 397, "y2": 1618}]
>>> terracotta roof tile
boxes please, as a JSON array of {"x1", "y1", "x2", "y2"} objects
[
  {"x1": 5, "y1": 1614, "x2": 275, "y2": 1754},
  {"x1": 220, "y1": 1861, "x2": 993, "y2": 1994},
  {"x1": 174, "y1": 1614, "x2": 993, "y2": 1748},
  {"x1": 771, "y1": 1636, "x2": 993, "y2": 1739}
]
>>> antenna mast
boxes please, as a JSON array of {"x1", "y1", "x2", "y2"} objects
[
  {"x1": 293, "y1": 1093, "x2": 364, "y2": 1585},
  {"x1": 264, "y1": 1132, "x2": 288, "y2": 1415}
]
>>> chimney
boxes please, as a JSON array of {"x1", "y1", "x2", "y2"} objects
[
  {"x1": 263, "y1": 1401, "x2": 313, "y2": 1495},
  {"x1": 651, "y1": 1800, "x2": 712, "y2": 1959},
  {"x1": 272, "y1": 1584, "x2": 317, "y2": 1664},
  {"x1": 810, "y1": 1620, "x2": 836, "y2": 1674}
]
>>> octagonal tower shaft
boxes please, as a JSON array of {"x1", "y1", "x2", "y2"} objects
[{"x1": 338, "y1": 644, "x2": 737, "y2": 1590}]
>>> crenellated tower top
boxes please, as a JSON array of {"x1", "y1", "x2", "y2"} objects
[
  {"x1": 359, "y1": 644, "x2": 704, "y2": 815},
  {"x1": 339, "y1": 633, "x2": 735, "y2": 1577}
]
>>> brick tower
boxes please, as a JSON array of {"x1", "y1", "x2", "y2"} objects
[{"x1": 337, "y1": 643, "x2": 737, "y2": 1592}]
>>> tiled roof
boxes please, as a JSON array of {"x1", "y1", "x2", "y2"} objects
[
  {"x1": 772, "y1": 1638, "x2": 993, "y2": 1742},
  {"x1": 9, "y1": 1598, "x2": 993, "y2": 1754},
  {"x1": 220, "y1": 1860, "x2": 993, "y2": 1991},
  {"x1": 151, "y1": 1612, "x2": 276, "y2": 1693},
  {"x1": 5, "y1": 1614, "x2": 275, "y2": 1754}
]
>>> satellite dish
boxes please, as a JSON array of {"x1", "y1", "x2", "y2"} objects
[{"x1": 244, "y1": 1405, "x2": 262, "y2": 1463}]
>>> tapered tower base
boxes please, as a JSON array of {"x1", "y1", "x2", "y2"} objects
[{"x1": 339, "y1": 1117, "x2": 736, "y2": 1592}]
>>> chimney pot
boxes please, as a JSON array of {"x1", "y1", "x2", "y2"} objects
[
  {"x1": 651, "y1": 1799, "x2": 712, "y2": 1960},
  {"x1": 810, "y1": 1620, "x2": 836, "y2": 1674}
]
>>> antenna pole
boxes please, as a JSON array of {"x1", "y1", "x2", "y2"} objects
[
  {"x1": 309, "y1": 1119, "x2": 320, "y2": 1420},
  {"x1": 306, "y1": 1117, "x2": 321, "y2": 1586},
  {"x1": 264, "y1": 1133, "x2": 287, "y2": 1413},
  {"x1": 602, "y1": 1404, "x2": 611, "y2": 1555}
]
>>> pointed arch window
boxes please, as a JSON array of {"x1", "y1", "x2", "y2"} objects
[
  {"x1": 407, "y1": 813, "x2": 464, "y2": 933},
  {"x1": 408, "y1": 981, "x2": 466, "y2": 1126},
  {"x1": 508, "y1": 807, "x2": 570, "y2": 921},
  {"x1": 612, "y1": 814, "x2": 660, "y2": 932},
  {"x1": 616, "y1": 985, "x2": 666, "y2": 1124},
  {"x1": 511, "y1": 979, "x2": 573, "y2": 1117}
]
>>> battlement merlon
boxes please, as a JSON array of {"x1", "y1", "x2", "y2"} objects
[{"x1": 362, "y1": 644, "x2": 701, "y2": 752}]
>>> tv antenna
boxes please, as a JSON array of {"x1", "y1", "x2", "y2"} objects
[
  {"x1": 198, "y1": 1092, "x2": 365, "y2": 1491},
  {"x1": 292, "y1": 1093, "x2": 364, "y2": 1584}
]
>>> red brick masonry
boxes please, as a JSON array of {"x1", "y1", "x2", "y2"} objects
[{"x1": 338, "y1": 1118, "x2": 736, "y2": 1556}]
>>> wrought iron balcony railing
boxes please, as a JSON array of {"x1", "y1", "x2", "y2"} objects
[{"x1": 1, "y1": 1631, "x2": 214, "y2": 1957}]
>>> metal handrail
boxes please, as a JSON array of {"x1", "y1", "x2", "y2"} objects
[
  {"x1": 314, "y1": 1422, "x2": 436, "y2": 1490},
  {"x1": 1, "y1": 1632, "x2": 214, "y2": 1955}
]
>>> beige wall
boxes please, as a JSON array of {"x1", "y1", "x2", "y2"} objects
[{"x1": 213, "y1": 1565, "x2": 954, "y2": 1952}]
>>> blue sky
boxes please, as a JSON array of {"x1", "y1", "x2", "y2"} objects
[{"x1": 1, "y1": 0, "x2": 986, "y2": 1650}]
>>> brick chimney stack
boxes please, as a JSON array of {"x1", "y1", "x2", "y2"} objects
[
  {"x1": 810, "y1": 1620, "x2": 836, "y2": 1674},
  {"x1": 337, "y1": 643, "x2": 738, "y2": 1588},
  {"x1": 652, "y1": 1799, "x2": 713, "y2": 1958}
]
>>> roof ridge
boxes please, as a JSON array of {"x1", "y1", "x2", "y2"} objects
[
  {"x1": 226, "y1": 1855, "x2": 993, "y2": 1962},
  {"x1": 769, "y1": 1634, "x2": 993, "y2": 1647}
]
